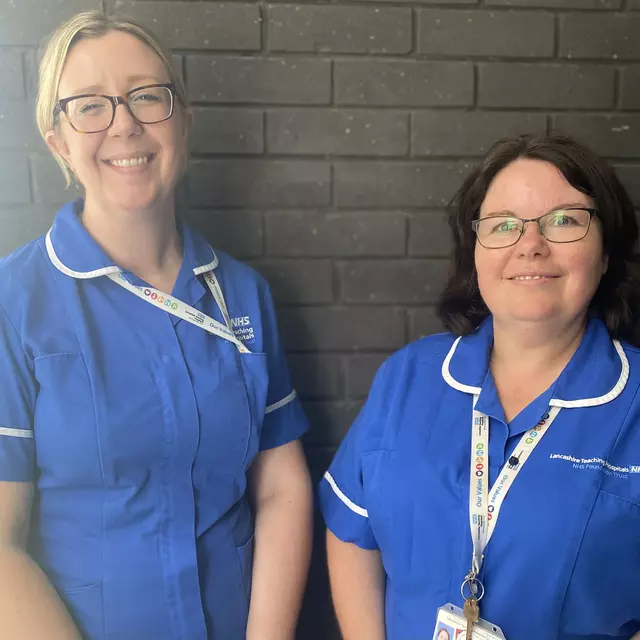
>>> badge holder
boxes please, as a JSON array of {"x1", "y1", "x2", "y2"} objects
[{"x1": 433, "y1": 603, "x2": 506, "y2": 640}]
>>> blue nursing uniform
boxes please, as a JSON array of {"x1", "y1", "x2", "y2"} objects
[
  {"x1": 0, "y1": 200, "x2": 308, "y2": 640},
  {"x1": 320, "y1": 316, "x2": 640, "y2": 639}
]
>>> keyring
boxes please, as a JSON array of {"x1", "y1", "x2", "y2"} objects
[{"x1": 461, "y1": 575, "x2": 485, "y2": 602}]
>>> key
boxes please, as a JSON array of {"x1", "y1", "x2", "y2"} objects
[{"x1": 463, "y1": 597, "x2": 480, "y2": 640}]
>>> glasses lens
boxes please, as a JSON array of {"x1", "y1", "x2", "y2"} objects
[
  {"x1": 129, "y1": 86, "x2": 173, "y2": 124},
  {"x1": 66, "y1": 95, "x2": 113, "y2": 133},
  {"x1": 475, "y1": 217, "x2": 522, "y2": 248},
  {"x1": 540, "y1": 209, "x2": 591, "y2": 243}
]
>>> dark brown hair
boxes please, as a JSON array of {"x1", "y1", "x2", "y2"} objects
[{"x1": 436, "y1": 134, "x2": 640, "y2": 345}]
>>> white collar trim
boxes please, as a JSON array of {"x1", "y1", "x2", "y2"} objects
[
  {"x1": 442, "y1": 334, "x2": 629, "y2": 408},
  {"x1": 46, "y1": 228, "x2": 219, "y2": 279}
]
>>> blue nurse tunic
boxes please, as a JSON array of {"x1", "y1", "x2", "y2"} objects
[
  {"x1": 320, "y1": 316, "x2": 640, "y2": 639},
  {"x1": 0, "y1": 200, "x2": 309, "y2": 640}
]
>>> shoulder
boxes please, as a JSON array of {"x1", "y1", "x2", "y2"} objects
[
  {"x1": 213, "y1": 249, "x2": 269, "y2": 294},
  {"x1": 0, "y1": 236, "x2": 49, "y2": 312},
  {"x1": 369, "y1": 332, "x2": 458, "y2": 398}
]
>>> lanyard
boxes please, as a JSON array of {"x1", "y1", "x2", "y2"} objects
[
  {"x1": 107, "y1": 270, "x2": 250, "y2": 354},
  {"x1": 467, "y1": 400, "x2": 561, "y2": 586}
]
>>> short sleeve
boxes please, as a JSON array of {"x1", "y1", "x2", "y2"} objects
[
  {"x1": 0, "y1": 303, "x2": 36, "y2": 482},
  {"x1": 318, "y1": 362, "x2": 388, "y2": 550},
  {"x1": 258, "y1": 284, "x2": 309, "y2": 451}
]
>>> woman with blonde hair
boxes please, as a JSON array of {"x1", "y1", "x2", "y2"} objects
[{"x1": 0, "y1": 11, "x2": 312, "y2": 640}]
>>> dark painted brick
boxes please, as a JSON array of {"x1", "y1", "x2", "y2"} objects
[
  {"x1": 0, "y1": 206, "x2": 56, "y2": 256},
  {"x1": 553, "y1": 115, "x2": 640, "y2": 159},
  {"x1": 278, "y1": 307, "x2": 405, "y2": 351},
  {"x1": 478, "y1": 63, "x2": 615, "y2": 109},
  {"x1": 0, "y1": 154, "x2": 30, "y2": 204},
  {"x1": 0, "y1": 0, "x2": 101, "y2": 46},
  {"x1": 0, "y1": 100, "x2": 45, "y2": 151},
  {"x1": 335, "y1": 60, "x2": 473, "y2": 107},
  {"x1": 0, "y1": 51, "x2": 24, "y2": 99},
  {"x1": 303, "y1": 400, "x2": 363, "y2": 446},
  {"x1": 408, "y1": 211, "x2": 453, "y2": 258},
  {"x1": 340, "y1": 259, "x2": 449, "y2": 304},
  {"x1": 412, "y1": 111, "x2": 547, "y2": 157},
  {"x1": 418, "y1": 10, "x2": 554, "y2": 58},
  {"x1": 347, "y1": 0, "x2": 476, "y2": 4},
  {"x1": 335, "y1": 161, "x2": 467, "y2": 208},
  {"x1": 185, "y1": 210, "x2": 263, "y2": 259},
  {"x1": 288, "y1": 354, "x2": 340, "y2": 400},
  {"x1": 188, "y1": 160, "x2": 330, "y2": 208},
  {"x1": 252, "y1": 260, "x2": 334, "y2": 304},
  {"x1": 613, "y1": 164, "x2": 640, "y2": 207},
  {"x1": 631, "y1": 0, "x2": 640, "y2": 8},
  {"x1": 187, "y1": 56, "x2": 331, "y2": 105},
  {"x1": 408, "y1": 306, "x2": 445, "y2": 342},
  {"x1": 190, "y1": 108, "x2": 263, "y2": 155},
  {"x1": 487, "y1": 0, "x2": 619, "y2": 7},
  {"x1": 265, "y1": 211, "x2": 406, "y2": 257},
  {"x1": 346, "y1": 353, "x2": 388, "y2": 398},
  {"x1": 559, "y1": 13, "x2": 640, "y2": 61},
  {"x1": 620, "y1": 66, "x2": 640, "y2": 110},
  {"x1": 31, "y1": 155, "x2": 81, "y2": 205},
  {"x1": 268, "y1": 5, "x2": 411, "y2": 55},
  {"x1": 109, "y1": 1, "x2": 261, "y2": 51},
  {"x1": 267, "y1": 109, "x2": 408, "y2": 157}
]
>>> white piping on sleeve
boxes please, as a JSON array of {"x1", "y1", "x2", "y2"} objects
[
  {"x1": 265, "y1": 389, "x2": 297, "y2": 414},
  {"x1": 0, "y1": 427, "x2": 33, "y2": 438},
  {"x1": 324, "y1": 471, "x2": 369, "y2": 518}
]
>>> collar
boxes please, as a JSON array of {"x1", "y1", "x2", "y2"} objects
[
  {"x1": 45, "y1": 199, "x2": 218, "y2": 280},
  {"x1": 442, "y1": 315, "x2": 629, "y2": 409}
]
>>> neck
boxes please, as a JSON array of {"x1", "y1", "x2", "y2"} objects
[
  {"x1": 491, "y1": 315, "x2": 587, "y2": 378},
  {"x1": 81, "y1": 197, "x2": 183, "y2": 288}
]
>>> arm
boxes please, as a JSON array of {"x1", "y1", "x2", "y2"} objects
[
  {"x1": 246, "y1": 439, "x2": 312, "y2": 640},
  {"x1": 0, "y1": 481, "x2": 82, "y2": 640},
  {"x1": 327, "y1": 529, "x2": 386, "y2": 640}
]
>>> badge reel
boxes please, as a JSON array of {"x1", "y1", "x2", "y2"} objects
[{"x1": 432, "y1": 575, "x2": 506, "y2": 640}]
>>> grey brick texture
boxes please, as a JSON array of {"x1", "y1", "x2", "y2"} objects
[{"x1": 1, "y1": 2, "x2": 637, "y2": 638}]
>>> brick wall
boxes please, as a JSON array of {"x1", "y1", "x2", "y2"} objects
[{"x1": 1, "y1": 0, "x2": 638, "y2": 637}]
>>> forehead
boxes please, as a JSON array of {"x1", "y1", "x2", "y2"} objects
[
  {"x1": 481, "y1": 158, "x2": 591, "y2": 215},
  {"x1": 58, "y1": 30, "x2": 169, "y2": 96}
]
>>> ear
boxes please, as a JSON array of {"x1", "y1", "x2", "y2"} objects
[{"x1": 45, "y1": 128, "x2": 73, "y2": 169}]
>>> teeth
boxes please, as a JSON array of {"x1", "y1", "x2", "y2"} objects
[
  {"x1": 513, "y1": 275, "x2": 549, "y2": 280},
  {"x1": 109, "y1": 156, "x2": 150, "y2": 168}
]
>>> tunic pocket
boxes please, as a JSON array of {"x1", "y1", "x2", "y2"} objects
[
  {"x1": 59, "y1": 582, "x2": 104, "y2": 640},
  {"x1": 236, "y1": 533, "x2": 255, "y2": 605},
  {"x1": 560, "y1": 490, "x2": 640, "y2": 637}
]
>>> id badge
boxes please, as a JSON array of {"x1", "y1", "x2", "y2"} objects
[{"x1": 433, "y1": 604, "x2": 506, "y2": 640}]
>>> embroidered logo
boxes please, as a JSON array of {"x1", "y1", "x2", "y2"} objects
[
  {"x1": 549, "y1": 453, "x2": 640, "y2": 479},
  {"x1": 231, "y1": 316, "x2": 255, "y2": 343}
]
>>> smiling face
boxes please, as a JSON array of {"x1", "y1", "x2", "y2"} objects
[
  {"x1": 46, "y1": 30, "x2": 190, "y2": 215},
  {"x1": 474, "y1": 158, "x2": 608, "y2": 329}
]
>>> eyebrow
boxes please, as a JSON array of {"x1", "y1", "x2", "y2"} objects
[
  {"x1": 65, "y1": 76, "x2": 167, "y2": 97},
  {"x1": 480, "y1": 202, "x2": 592, "y2": 218}
]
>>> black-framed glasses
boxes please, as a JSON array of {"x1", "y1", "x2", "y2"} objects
[
  {"x1": 472, "y1": 208, "x2": 597, "y2": 249},
  {"x1": 53, "y1": 83, "x2": 175, "y2": 133}
]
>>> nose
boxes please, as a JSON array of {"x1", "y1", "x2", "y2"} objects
[
  {"x1": 108, "y1": 102, "x2": 142, "y2": 137},
  {"x1": 516, "y1": 220, "x2": 550, "y2": 257}
]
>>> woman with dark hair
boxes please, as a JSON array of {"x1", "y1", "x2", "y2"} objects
[{"x1": 319, "y1": 134, "x2": 640, "y2": 639}]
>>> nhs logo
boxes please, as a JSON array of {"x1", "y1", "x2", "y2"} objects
[
  {"x1": 231, "y1": 316, "x2": 255, "y2": 343},
  {"x1": 630, "y1": 466, "x2": 640, "y2": 474}
]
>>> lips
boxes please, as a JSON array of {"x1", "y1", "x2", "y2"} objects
[{"x1": 508, "y1": 275, "x2": 559, "y2": 281}]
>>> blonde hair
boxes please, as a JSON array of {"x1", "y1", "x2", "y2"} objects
[{"x1": 36, "y1": 11, "x2": 189, "y2": 186}]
